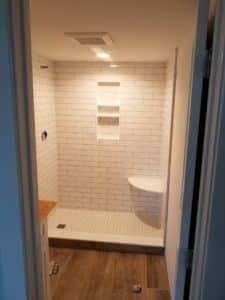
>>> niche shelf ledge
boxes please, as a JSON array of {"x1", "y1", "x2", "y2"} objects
[
  {"x1": 97, "y1": 113, "x2": 120, "y2": 118},
  {"x1": 128, "y1": 177, "x2": 163, "y2": 193},
  {"x1": 97, "y1": 103, "x2": 120, "y2": 107},
  {"x1": 97, "y1": 135, "x2": 120, "y2": 140}
]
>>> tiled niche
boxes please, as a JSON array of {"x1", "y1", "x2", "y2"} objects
[{"x1": 97, "y1": 81, "x2": 120, "y2": 140}]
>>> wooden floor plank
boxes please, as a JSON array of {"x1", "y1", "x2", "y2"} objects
[
  {"x1": 50, "y1": 247, "x2": 170, "y2": 300},
  {"x1": 49, "y1": 247, "x2": 74, "y2": 296},
  {"x1": 147, "y1": 255, "x2": 170, "y2": 289}
]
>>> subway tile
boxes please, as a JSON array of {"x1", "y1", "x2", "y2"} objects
[{"x1": 33, "y1": 58, "x2": 172, "y2": 215}]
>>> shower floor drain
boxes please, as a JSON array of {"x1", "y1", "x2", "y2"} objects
[
  {"x1": 132, "y1": 284, "x2": 142, "y2": 293},
  {"x1": 57, "y1": 224, "x2": 66, "y2": 229}
]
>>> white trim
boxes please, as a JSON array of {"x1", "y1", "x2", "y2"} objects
[
  {"x1": 163, "y1": 48, "x2": 178, "y2": 244},
  {"x1": 190, "y1": 0, "x2": 225, "y2": 298}
]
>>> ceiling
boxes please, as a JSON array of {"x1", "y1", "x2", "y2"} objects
[{"x1": 30, "y1": 0, "x2": 197, "y2": 62}]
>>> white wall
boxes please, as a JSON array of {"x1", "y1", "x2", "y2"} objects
[
  {"x1": 160, "y1": 52, "x2": 176, "y2": 226},
  {"x1": 165, "y1": 34, "x2": 194, "y2": 297},
  {"x1": 54, "y1": 62, "x2": 168, "y2": 213},
  {"x1": 32, "y1": 55, "x2": 58, "y2": 201}
]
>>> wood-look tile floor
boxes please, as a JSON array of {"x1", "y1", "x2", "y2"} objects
[{"x1": 50, "y1": 247, "x2": 171, "y2": 300}]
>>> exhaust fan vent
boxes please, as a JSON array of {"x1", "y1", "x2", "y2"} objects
[{"x1": 65, "y1": 32, "x2": 113, "y2": 46}]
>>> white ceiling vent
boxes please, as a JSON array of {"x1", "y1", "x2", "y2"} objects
[{"x1": 65, "y1": 32, "x2": 113, "y2": 46}]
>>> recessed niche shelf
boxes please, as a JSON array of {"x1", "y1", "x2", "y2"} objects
[
  {"x1": 97, "y1": 113, "x2": 120, "y2": 118},
  {"x1": 97, "y1": 103, "x2": 120, "y2": 108},
  {"x1": 97, "y1": 135, "x2": 120, "y2": 141},
  {"x1": 97, "y1": 81, "x2": 120, "y2": 140}
]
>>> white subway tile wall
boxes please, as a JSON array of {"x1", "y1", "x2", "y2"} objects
[
  {"x1": 32, "y1": 55, "x2": 58, "y2": 201},
  {"x1": 54, "y1": 62, "x2": 168, "y2": 213}
]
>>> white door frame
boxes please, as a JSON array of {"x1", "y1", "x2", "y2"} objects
[
  {"x1": 0, "y1": 0, "x2": 42, "y2": 299},
  {"x1": 190, "y1": 0, "x2": 225, "y2": 298},
  {"x1": 174, "y1": 0, "x2": 210, "y2": 298}
]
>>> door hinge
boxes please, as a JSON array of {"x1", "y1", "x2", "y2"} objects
[{"x1": 204, "y1": 49, "x2": 212, "y2": 78}]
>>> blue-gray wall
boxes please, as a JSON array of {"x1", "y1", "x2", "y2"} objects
[{"x1": 0, "y1": 1, "x2": 28, "y2": 299}]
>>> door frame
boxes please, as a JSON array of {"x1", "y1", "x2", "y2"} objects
[
  {"x1": 174, "y1": 0, "x2": 210, "y2": 298},
  {"x1": 1, "y1": 0, "x2": 225, "y2": 299},
  {"x1": 0, "y1": 0, "x2": 43, "y2": 299},
  {"x1": 190, "y1": 0, "x2": 225, "y2": 298}
]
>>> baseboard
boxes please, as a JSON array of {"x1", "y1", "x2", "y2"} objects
[{"x1": 49, "y1": 238, "x2": 164, "y2": 255}]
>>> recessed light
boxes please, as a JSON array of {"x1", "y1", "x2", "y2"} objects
[{"x1": 96, "y1": 52, "x2": 111, "y2": 59}]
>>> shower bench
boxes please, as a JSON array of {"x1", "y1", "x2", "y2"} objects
[
  {"x1": 128, "y1": 176, "x2": 164, "y2": 228},
  {"x1": 128, "y1": 177, "x2": 163, "y2": 193}
]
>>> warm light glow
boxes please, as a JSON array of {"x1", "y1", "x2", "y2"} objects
[
  {"x1": 110, "y1": 64, "x2": 119, "y2": 68},
  {"x1": 96, "y1": 52, "x2": 111, "y2": 59}
]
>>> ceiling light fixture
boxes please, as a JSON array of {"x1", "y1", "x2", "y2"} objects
[{"x1": 96, "y1": 52, "x2": 111, "y2": 60}]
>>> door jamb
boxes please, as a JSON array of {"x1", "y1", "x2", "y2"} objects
[
  {"x1": 174, "y1": 0, "x2": 210, "y2": 298},
  {"x1": 3, "y1": 0, "x2": 43, "y2": 299},
  {"x1": 190, "y1": 0, "x2": 225, "y2": 298}
]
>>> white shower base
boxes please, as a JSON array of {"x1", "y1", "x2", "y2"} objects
[{"x1": 48, "y1": 207, "x2": 164, "y2": 247}]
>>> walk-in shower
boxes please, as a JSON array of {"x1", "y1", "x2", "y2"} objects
[{"x1": 33, "y1": 57, "x2": 176, "y2": 249}]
